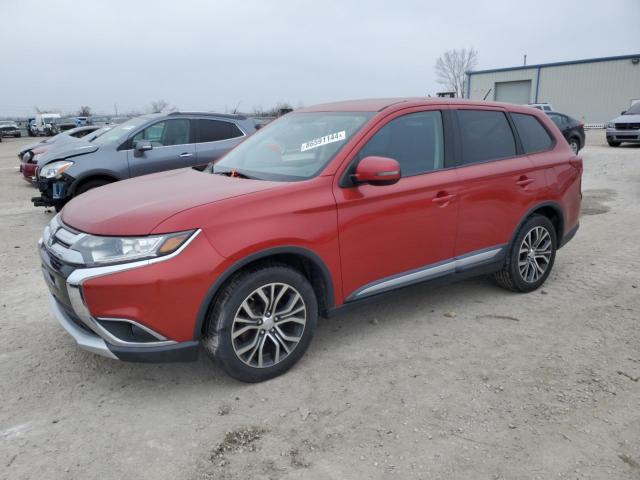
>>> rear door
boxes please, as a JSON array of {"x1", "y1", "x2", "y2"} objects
[
  {"x1": 127, "y1": 119, "x2": 197, "y2": 177},
  {"x1": 452, "y1": 108, "x2": 545, "y2": 257},
  {"x1": 194, "y1": 119, "x2": 246, "y2": 168}
]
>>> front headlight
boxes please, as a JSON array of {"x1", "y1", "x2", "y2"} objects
[
  {"x1": 606, "y1": 122, "x2": 615, "y2": 129},
  {"x1": 71, "y1": 230, "x2": 195, "y2": 266},
  {"x1": 41, "y1": 160, "x2": 74, "y2": 179}
]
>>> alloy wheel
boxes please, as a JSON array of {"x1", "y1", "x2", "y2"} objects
[
  {"x1": 518, "y1": 226, "x2": 552, "y2": 283},
  {"x1": 231, "y1": 282, "x2": 307, "y2": 368}
]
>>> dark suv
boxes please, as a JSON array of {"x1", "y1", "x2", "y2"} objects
[{"x1": 32, "y1": 112, "x2": 256, "y2": 210}]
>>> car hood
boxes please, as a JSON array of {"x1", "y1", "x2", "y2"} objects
[
  {"x1": 610, "y1": 114, "x2": 640, "y2": 124},
  {"x1": 61, "y1": 169, "x2": 283, "y2": 236},
  {"x1": 36, "y1": 141, "x2": 98, "y2": 167},
  {"x1": 19, "y1": 141, "x2": 47, "y2": 155}
]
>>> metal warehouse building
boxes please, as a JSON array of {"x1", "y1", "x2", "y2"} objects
[{"x1": 466, "y1": 54, "x2": 640, "y2": 124}]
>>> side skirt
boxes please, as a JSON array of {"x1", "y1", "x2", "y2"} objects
[{"x1": 328, "y1": 246, "x2": 506, "y2": 317}]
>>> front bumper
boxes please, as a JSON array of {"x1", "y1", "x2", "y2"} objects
[
  {"x1": 606, "y1": 128, "x2": 640, "y2": 143},
  {"x1": 39, "y1": 219, "x2": 220, "y2": 362},
  {"x1": 32, "y1": 174, "x2": 74, "y2": 208}
]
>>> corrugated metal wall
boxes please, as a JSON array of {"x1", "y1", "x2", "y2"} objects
[{"x1": 468, "y1": 57, "x2": 640, "y2": 124}]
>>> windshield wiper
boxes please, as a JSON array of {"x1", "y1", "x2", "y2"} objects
[{"x1": 212, "y1": 168, "x2": 257, "y2": 180}]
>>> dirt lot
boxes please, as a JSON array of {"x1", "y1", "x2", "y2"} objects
[{"x1": 1, "y1": 132, "x2": 638, "y2": 480}]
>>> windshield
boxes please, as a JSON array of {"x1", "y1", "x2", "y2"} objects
[
  {"x1": 624, "y1": 103, "x2": 640, "y2": 115},
  {"x1": 213, "y1": 112, "x2": 373, "y2": 181},
  {"x1": 90, "y1": 117, "x2": 149, "y2": 146}
]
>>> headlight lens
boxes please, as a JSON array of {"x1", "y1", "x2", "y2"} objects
[
  {"x1": 41, "y1": 160, "x2": 73, "y2": 179},
  {"x1": 606, "y1": 122, "x2": 615, "y2": 129},
  {"x1": 71, "y1": 230, "x2": 195, "y2": 266}
]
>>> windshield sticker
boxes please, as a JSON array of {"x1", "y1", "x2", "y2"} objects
[{"x1": 301, "y1": 131, "x2": 346, "y2": 152}]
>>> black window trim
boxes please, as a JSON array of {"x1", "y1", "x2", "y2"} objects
[{"x1": 339, "y1": 108, "x2": 455, "y2": 188}]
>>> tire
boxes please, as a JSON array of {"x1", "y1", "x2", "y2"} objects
[
  {"x1": 494, "y1": 215, "x2": 557, "y2": 293},
  {"x1": 568, "y1": 137, "x2": 580, "y2": 154},
  {"x1": 75, "y1": 179, "x2": 112, "y2": 196},
  {"x1": 203, "y1": 264, "x2": 318, "y2": 382},
  {"x1": 607, "y1": 140, "x2": 621, "y2": 147}
]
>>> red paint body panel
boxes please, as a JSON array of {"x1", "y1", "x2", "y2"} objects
[{"x1": 59, "y1": 98, "x2": 582, "y2": 343}]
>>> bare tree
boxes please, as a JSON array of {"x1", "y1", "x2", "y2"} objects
[
  {"x1": 434, "y1": 48, "x2": 478, "y2": 98},
  {"x1": 149, "y1": 100, "x2": 169, "y2": 113},
  {"x1": 78, "y1": 106, "x2": 91, "y2": 117}
]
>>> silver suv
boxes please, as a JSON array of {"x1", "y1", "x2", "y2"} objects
[
  {"x1": 32, "y1": 112, "x2": 256, "y2": 210},
  {"x1": 606, "y1": 103, "x2": 640, "y2": 147}
]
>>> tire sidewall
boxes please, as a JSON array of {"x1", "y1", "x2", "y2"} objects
[
  {"x1": 508, "y1": 215, "x2": 557, "y2": 292},
  {"x1": 209, "y1": 266, "x2": 318, "y2": 382}
]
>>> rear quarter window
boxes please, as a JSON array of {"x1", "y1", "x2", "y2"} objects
[
  {"x1": 197, "y1": 119, "x2": 244, "y2": 143},
  {"x1": 457, "y1": 110, "x2": 516, "y2": 165},
  {"x1": 512, "y1": 113, "x2": 554, "y2": 154}
]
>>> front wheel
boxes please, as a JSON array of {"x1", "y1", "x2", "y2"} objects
[
  {"x1": 494, "y1": 215, "x2": 557, "y2": 292},
  {"x1": 607, "y1": 139, "x2": 621, "y2": 147},
  {"x1": 204, "y1": 264, "x2": 318, "y2": 382}
]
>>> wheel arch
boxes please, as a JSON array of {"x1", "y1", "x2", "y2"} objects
[
  {"x1": 510, "y1": 201, "x2": 565, "y2": 248},
  {"x1": 70, "y1": 172, "x2": 119, "y2": 195},
  {"x1": 193, "y1": 246, "x2": 335, "y2": 339}
]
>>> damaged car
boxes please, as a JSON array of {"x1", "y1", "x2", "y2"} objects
[{"x1": 32, "y1": 112, "x2": 255, "y2": 211}]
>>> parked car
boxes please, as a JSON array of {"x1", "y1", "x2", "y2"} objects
[
  {"x1": 528, "y1": 103, "x2": 553, "y2": 112},
  {"x1": 39, "y1": 98, "x2": 582, "y2": 382},
  {"x1": 0, "y1": 121, "x2": 22, "y2": 138},
  {"x1": 32, "y1": 112, "x2": 255, "y2": 210},
  {"x1": 606, "y1": 102, "x2": 640, "y2": 146},
  {"x1": 19, "y1": 126, "x2": 103, "y2": 183},
  {"x1": 55, "y1": 117, "x2": 78, "y2": 132},
  {"x1": 546, "y1": 112, "x2": 585, "y2": 153}
]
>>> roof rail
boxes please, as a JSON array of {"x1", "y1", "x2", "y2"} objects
[{"x1": 167, "y1": 111, "x2": 248, "y2": 120}]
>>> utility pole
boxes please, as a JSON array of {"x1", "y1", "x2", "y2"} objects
[
  {"x1": 114, "y1": 103, "x2": 118, "y2": 116},
  {"x1": 523, "y1": 54, "x2": 527, "y2": 66}
]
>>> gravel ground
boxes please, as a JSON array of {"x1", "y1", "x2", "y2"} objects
[{"x1": 0, "y1": 132, "x2": 638, "y2": 480}]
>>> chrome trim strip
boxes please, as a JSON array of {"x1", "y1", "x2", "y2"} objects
[
  {"x1": 67, "y1": 229, "x2": 201, "y2": 285},
  {"x1": 67, "y1": 285, "x2": 176, "y2": 348},
  {"x1": 350, "y1": 246, "x2": 505, "y2": 300},
  {"x1": 49, "y1": 294, "x2": 118, "y2": 359},
  {"x1": 49, "y1": 242, "x2": 84, "y2": 264},
  {"x1": 54, "y1": 227, "x2": 85, "y2": 245}
]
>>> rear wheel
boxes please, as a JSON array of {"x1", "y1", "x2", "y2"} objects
[
  {"x1": 568, "y1": 137, "x2": 580, "y2": 154},
  {"x1": 494, "y1": 215, "x2": 557, "y2": 292},
  {"x1": 204, "y1": 264, "x2": 318, "y2": 382},
  {"x1": 607, "y1": 139, "x2": 621, "y2": 147}
]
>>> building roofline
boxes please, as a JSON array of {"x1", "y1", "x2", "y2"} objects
[{"x1": 467, "y1": 53, "x2": 640, "y2": 76}]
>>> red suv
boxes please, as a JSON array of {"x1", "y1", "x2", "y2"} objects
[{"x1": 39, "y1": 98, "x2": 582, "y2": 382}]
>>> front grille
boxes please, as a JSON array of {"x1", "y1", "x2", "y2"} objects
[
  {"x1": 48, "y1": 252, "x2": 63, "y2": 270},
  {"x1": 615, "y1": 123, "x2": 640, "y2": 130}
]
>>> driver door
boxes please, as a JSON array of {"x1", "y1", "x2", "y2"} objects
[{"x1": 127, "y1": 119, "x2": 196, "y2": 177}]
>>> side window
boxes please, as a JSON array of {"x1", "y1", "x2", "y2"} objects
[
  {"x1": 197, "y1": 119, "x2": 244, "y2": 143},
  {"x1": 132, "y1": 119, "x2": 191, "y2": 147},
  {"x1": 548, "y1": 113, "x2": 564, "y2": 128},
  {"x1": 457, "y1": 110, "x2": 516, "y2": 164},
  {"x1": 357, "y1": 111, "x2": 444, "y2": 177},
  {"x1": 512, "y1": 113, "x2": 554, "y2": 154}
]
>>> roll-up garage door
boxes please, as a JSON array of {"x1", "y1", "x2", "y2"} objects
[{"x1": 494, "y1": 80, "x2": 532, "y2": 105}]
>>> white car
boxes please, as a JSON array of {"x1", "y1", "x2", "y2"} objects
[{"x1": 528, "y1": 103, "x2": 554, "y2": 112}]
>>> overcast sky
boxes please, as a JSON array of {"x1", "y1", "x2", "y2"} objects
[{"x1": 1, "y1": 0, "x2": 639, "y2": 117}]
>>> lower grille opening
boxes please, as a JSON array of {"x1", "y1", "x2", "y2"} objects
[{"x1": 96, "y1": 319, "x2": 162, "y2": 343}]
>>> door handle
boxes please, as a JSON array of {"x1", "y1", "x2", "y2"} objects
[
  {"x1": 179, "y1": 152, "x2": 193, "y2": 158},
  {"x1": 432, "y1": 192, "x2": 456, "y2": 205},
  {"x1": 516, "y1": 176, "x2": 534, "y2": 187}
]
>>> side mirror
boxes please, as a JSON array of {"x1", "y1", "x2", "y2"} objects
[
  {"x1": 353, "y1": 156, "x2": 401, "y2": 186},
  {"x1": 134, "y1": 140, "x2": 153, "y2": 156}
]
